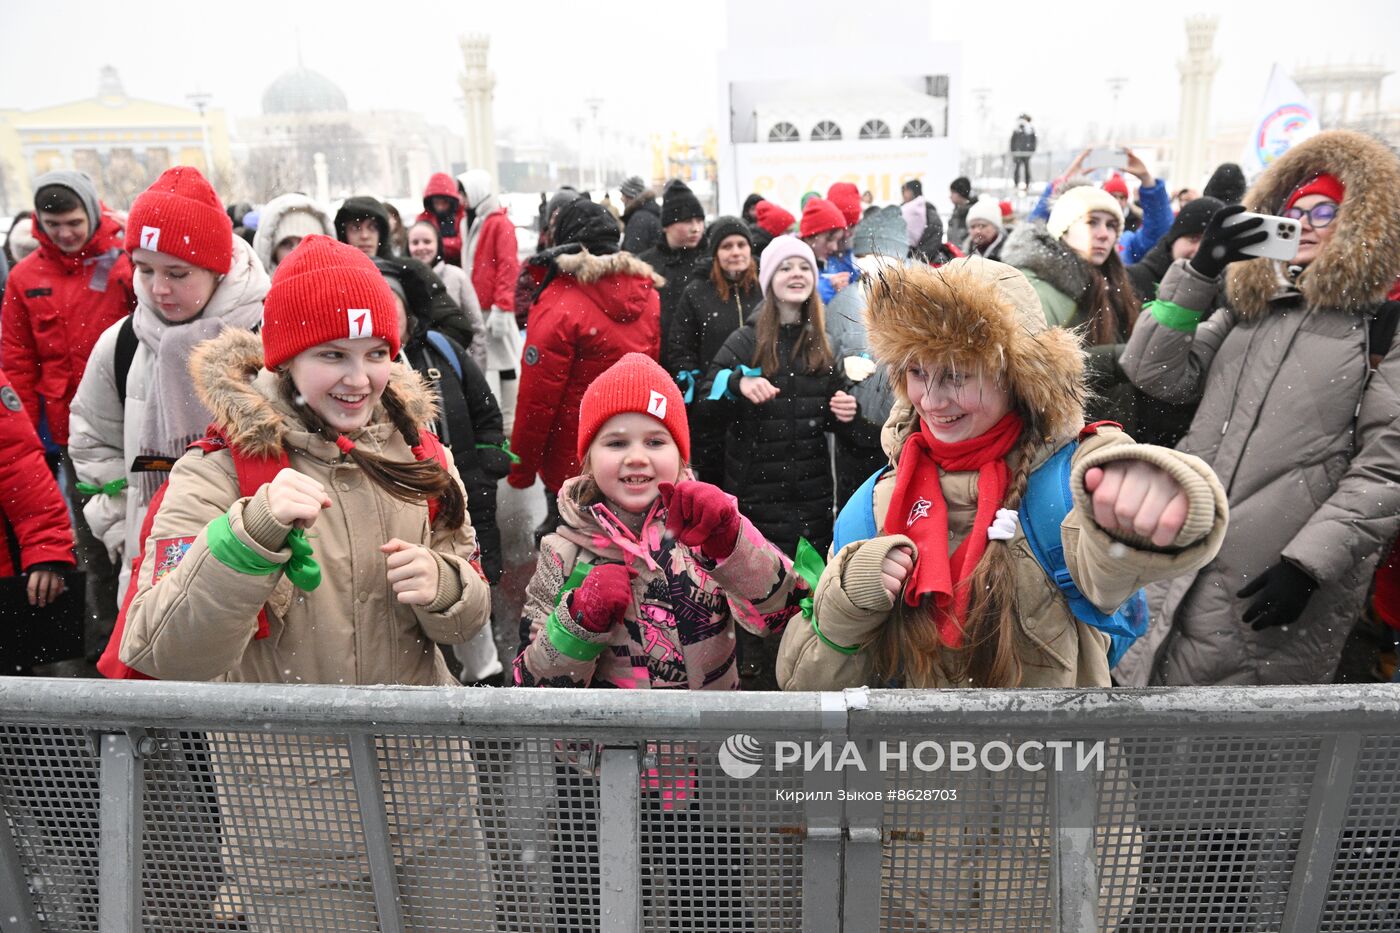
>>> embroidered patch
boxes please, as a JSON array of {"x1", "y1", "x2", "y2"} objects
[
  {"x1": 646, "y1": 390, "x2": 667, "y2": 419},
  {"x1": 139, "y1": 226, "x2": 161, "y2": 251},
  {"x1": 907, "y1": 498, "x2": 933, "y2": 525},
  {"x1": 346, "y1": 308, "x2": 373, "y2": 339},
  {"x1": 151, "y1": 536, "x2": 195, "y2": 585},
  {"x1": 0, "y1": 386, "x2": 20, "y2": 412},
  {"x1": 524, "y1": 345, "x2": 539, "y2": 365}
]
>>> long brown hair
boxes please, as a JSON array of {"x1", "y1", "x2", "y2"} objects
[
  {"x1": 867, "y1": 419, "x2": 1039, "y2": 689},
  {"x1": 710, "y1": 252, "x2": 758, "y2": 304},
  {"x1": 277, "y1": 372, "x2": 466, "y2": 529},
  {"x1": 1082, "y1": 250, "x2": 1140, "y2": 346},
  {"x1": 752, "y1": 284, "x2": 833, "y2": 376}
]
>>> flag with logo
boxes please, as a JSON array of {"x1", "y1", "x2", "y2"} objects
[{"x1": 1242, "y1": 64, "x2": 1320, "y2": 179}]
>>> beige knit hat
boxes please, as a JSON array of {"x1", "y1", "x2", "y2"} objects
[{"x1": 1046, "y1": 185, "x2": 1124, "y2": 240}]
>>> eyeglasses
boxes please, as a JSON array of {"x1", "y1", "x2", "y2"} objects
[{"x1": 1283, "y1": 202, "x2": 1338, "y2": 228}]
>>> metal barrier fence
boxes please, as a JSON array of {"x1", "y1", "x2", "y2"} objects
[{"x1": 0, "y1": 680, "x2": 1397, "y2": 932}]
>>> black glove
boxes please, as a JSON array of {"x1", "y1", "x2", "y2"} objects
[
  {"x1": 1189, "y1": 204, "x2": 1270, "y2": 279},
  {"x1": 1237, "y1": 560, "x2": 1318, "y2": 631}
]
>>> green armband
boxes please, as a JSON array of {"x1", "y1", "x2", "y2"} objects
[
  {"x1": 1149, "y1": 299, "x2": 1205, "y2": 333},
  {"x1": 76, "y1": 477, "x2": 128, "y2": 497},
  {"x1": 545, "y1": 607, "x2": 608, "y2": 662},
  {"x1": 810, "y1": 616, "x2": 862, "y2": 657},
  {"x1": 205, "y1": 514, "x2": 281, "y2": 576}
]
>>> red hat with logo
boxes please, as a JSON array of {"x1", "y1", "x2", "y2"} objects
[
  {"x1": 754, "y1": 200, "x2": 796, "y2": 237},
  {"x1": 826, "y1": 182, "x2": 863, "y2": 228},
  {"x1": 260, "y1": 235, "x2": 400, "y2": 370},
  {"x1": 799, "y1": 197, "x2": 847, "y2": 238},
  {"x1": 124, "y1": 166, "x2": 233, "y2": 274},
  {"x1": 577, "y1": 353, "x2": 690, "y2": 462}
]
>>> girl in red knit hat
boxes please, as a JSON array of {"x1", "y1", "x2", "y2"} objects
[
  {"x1": 515, "y1": 350, "x2": 806, "y2": 931},
  {"x1": 113, "y1": 234, "x2": 497, "y2": 928}
]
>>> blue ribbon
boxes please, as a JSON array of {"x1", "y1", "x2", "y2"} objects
[
  {"x1": 707, "y1": 365, "x2": 763, "y2": 401},
  {"x1": 675, "y1": 369, "x2": 702, "y2": 405}
]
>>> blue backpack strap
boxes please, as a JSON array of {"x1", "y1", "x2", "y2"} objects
[
  {"x1": 832, "y1": 468, "x2": 887, "y2": 555},
  {"x1": 424, "y1": 330, "x2": 463, "y2": 381},
  {"x1": 1018, "y1": 442, "x2": 1148, "y2": 667}
]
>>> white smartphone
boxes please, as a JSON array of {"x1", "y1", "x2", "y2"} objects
[
  {"x1": 1082, "y1": 147, "x2": 1130, "y2": 171},
  {"x1": 1221, "y1": 211, "x2": 1302, "y2": 262}
]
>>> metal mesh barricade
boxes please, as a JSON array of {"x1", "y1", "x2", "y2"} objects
[
  {"x1": 1320, "y1": 734, "x2": 1400, "y2": 932},
  {"x1": 0, "y1": 724, "x2": 100, "y2": 931},
  {"x1": 0, "y1": 681, "x2": 1398, "y2": 932},
  {"x1": 637, "y1": 737, "x2": 804, "y2": 932}
]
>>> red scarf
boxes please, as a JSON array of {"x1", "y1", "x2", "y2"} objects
[{"x1": 884, "y1": 412, "x2": 1024, "y2": 647}]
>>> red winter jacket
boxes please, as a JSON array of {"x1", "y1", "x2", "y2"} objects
[
  {"x1": 415, "y1": 172, "x2": 467, "y2": 266},
  {"x1": 508, "y1": 250, "x2": 661, "y2": 492},
  {"x1": 469, "y1": 205, "x2": 519, "y2": 312},
  {"x1": 0, "y1": 368, "x2": 75, "y2": 577},
  {"x1": 1, "y1": 214, "x2": 135, "y2": 446}
]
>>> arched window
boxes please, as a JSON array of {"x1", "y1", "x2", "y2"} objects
[
  {"x1": 901, "y1": 118, "x2": 935, "y2": 139},
  {"x1": 810, "y1": 120, "x2": 843, "y2": 141},
  {"x1": 858, "y1": 119, "x2": 891, "y2": 140},
  {"x1": 767, "y1": 122, "x2": 800, "y2": 143}
]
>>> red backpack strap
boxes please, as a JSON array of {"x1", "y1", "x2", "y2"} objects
[{"x1": 413, "y1": 431, "x2": 451, "y2": 525}]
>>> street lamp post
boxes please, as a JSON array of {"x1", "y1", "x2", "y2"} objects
[{"x1": 186, "y1": 91, "x2": 214, "y2": 177}]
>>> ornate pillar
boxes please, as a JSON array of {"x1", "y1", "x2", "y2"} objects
[
  {"x1": 458, "y1": 34, "x2": 498, "y2": 184},
  {"x1": 1172, "y1": 15, "x2": 1219, "y2": 189}
]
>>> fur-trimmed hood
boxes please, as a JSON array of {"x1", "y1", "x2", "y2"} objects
[
  {"x1": 999, "y1": 221, "x2": 1093, "y2": 302},
  {"x1": 188, "y1": 328, "x2": 439, "y2": 459},
  {"x1": 252, "y1": 193, "x2": 334, "y2": 272},
  {"x1": 862, "y1": 257, "x2": 1087, "y2": 446},
  {"x1": 523, "y1": 247, "x2": 665, "y2": 325},
  {"x1": 1226, "y1": 129, "x2": 1400, "y2": 316}
]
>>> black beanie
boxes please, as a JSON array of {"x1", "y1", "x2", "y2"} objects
[
  {"x1": 741, "y1": 193, "x2": 764, "y2": 218},
  {"x1": 950, "y1": 176, "x2": 973, "y2": 199},
  {"x1": 706, "y1": 216, "x2": 752, "y2": 257},
  {"x1": 554, "y1": 199, "x2": 621, "y2": 255},
  {"x1": 661, "y1": 179, "x2": 704, "y2": 227},
  {"x1": 1165, "y1": 196, "x2": 1225, "y2": 246},
  {"x1": 1203, "y1": 163, "x2": 1247, "y2": 204}
]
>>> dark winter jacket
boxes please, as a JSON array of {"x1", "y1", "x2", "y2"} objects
[
  {"x1": 1001, "y1": 222, "x2": 1138, "y2": 432},
  {"x1": 0, "y1": 368, "x2": 75, "y2": 578},
  {"x1": 1010, "y1": 124, "x2": 1037, "y2": 154},
  {"x1": 946, "y1": 198, "x2": 975, "y2": 250},
  {"x1": 1116, "y1": 129, "x2": 1400, "y2": 686},
  {"x1": 621, "y1": 193, "x2": 662, "y2": 254},
  {"x1": 668, "y1": 274, "x2": 762, "y2": 381},
  {"x1": 1, "y1": 171, "x2": 135, "y2": 447},
  {"x1": 637, "y1": 240, "x2": 707, "y2": 372},
  {"x1": 416, "y1": 172, "x2": 467, "y2": 267},
  {"x1": 334, "y1": 196, "x2": 395, "y2": 260},
  {"x1": 507, "y1": 249, "x2": 663, "y2": 493},
  {"x1": 698, "y1": 319, "x2": 856, "y2": 557},
  {"x1": 372, "y1": 256, "x2": 478, "y2": 356}
]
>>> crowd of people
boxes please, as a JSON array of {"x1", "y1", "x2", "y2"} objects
[{"x1": 2, "y1": 127, "x2": 1400, "y2": 925}]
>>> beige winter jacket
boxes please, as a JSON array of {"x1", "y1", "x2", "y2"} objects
[{"x1": 118, "y1": 329, "x2": 495, "y2": 930}]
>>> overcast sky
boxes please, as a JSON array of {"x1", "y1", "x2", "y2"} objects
[{"x1": 3, "y1": 0, "x2": 1398, "y2": 152}]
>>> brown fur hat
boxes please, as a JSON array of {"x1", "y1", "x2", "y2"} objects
[
  {"x1": 863, "y1": 257, "x2": 1087, "y2": 442},
  {"x1": 1226, "y1": 129, "x2": 1400, "y2": 317}
]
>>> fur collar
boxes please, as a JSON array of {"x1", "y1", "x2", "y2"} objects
[
  {"x1": 554, "y1": 248, "x2": 665, "y2": 286},
  {"x1": 189, "y1": 329, "x2": 438, "y2": 459},
  {"x1": 862, "y1": 258, "x2": 1086, "y2": 444},
  {"x1": 1226, "y1": 129, "x2": 1400, "y2": 317},
  {"x1": 999, "y1": 222, "x2": 1093, "y2": 302}
]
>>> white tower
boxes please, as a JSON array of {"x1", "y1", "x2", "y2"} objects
[
  {"x1": 459, "y1": 34, "x2": 498, "y2": 184},
  {"x1": 1172, "y1": 16, "x2": 1219, "y2": 190}
]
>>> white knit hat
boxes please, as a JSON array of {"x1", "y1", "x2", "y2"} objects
[
  {"x1": 965, "y1": 198, "x2": 1004, "y2": 230},
  {"x1": 1047, "y1": 185, "x2": 1124, "y2": 240}
]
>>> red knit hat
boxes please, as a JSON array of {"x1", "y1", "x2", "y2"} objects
[
  {"x1": 1102, "y1": 173, "x2": 1130, "y2": 198},
  {"x1": 999, "y1": 199, "x2": 1014, "y2": 219},
  {"x1": 260, "y1": 235, "x2": 400, "y2": 370},
  {"x1": 577, "y1": 353, "x2": 690, "y2": 463},
  {"x1": 1285, "y1": 172, "x2": 1345, "y2": 210},
  {"x1": 754, "y1": 200, "x2": 795, "y2": 237},
  {"x1": 124, "y1": 166, "x2": 233, "y2": 274},
  {"x1": 826, "y1": 182, "x2": 863, "y2": 228},
  {"x1": 799, "y1": 197, "x2": 847, "y2": 238}
]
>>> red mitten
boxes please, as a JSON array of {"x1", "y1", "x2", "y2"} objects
[
  {"x1": 658, "y1": 481, "x2": 741, "y2": 561},
  {"x1": 568, "y1": 563, "x2": 634, "y2": 633}
]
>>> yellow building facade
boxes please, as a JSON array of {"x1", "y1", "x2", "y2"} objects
[{"x1": 0, "y1": 67, "x2": 231, "y2": 214}]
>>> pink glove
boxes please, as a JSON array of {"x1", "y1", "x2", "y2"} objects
[
  {"x1": 567, "y1": 563, "x2": 634, "y2": 633},
  {"x1": 658, "y1": 481, "x2": 741, "y2": 561}
]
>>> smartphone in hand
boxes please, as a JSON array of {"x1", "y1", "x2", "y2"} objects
[
  {"x1": 1222, "y1": 212, "x2": 1302, "y2": 262},
  {"x1": 1083, "y1": 147, "x2": 1130, "y2": 171}
]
